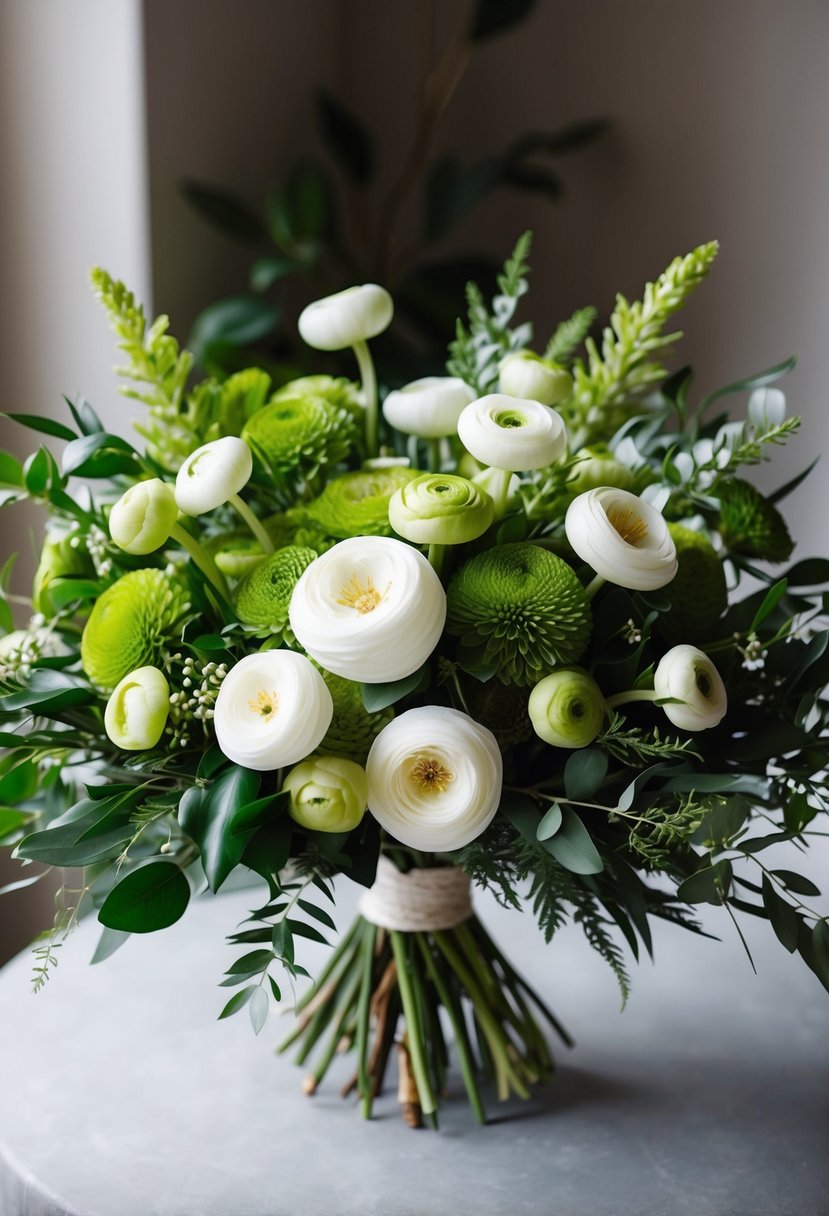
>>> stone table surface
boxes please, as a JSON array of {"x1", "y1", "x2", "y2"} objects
[{"x1": 0, "y1": 877, "x2": 827, "y2": 1216}]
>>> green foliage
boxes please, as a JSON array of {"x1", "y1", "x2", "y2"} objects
[{"x1": 545, "y1": 306, "x2": 597, "y2": 363}]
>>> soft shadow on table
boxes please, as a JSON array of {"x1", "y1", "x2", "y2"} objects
[{"x1": 484, "y1": 1064, "x2": 637, "y2": 1126}]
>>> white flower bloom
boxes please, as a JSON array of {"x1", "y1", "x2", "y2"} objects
[
  {"x1": 653, "y1": 644, "x2": 727, "y2": 731},
  {"x1": 382, "y1": 376, "x2": 475, "y2": 439},
  {"x1": 104, "y1": 666, "x2": 170, "y2": 751},
  {"x1": 213, "y1": 650, "x2": 333, "y2": 771},
  {"x1": 366, "y1": 706, "x2": 502, "y2": 850},
  {"x1": 498, "y1": 351, "x2": 572, "y2": 407},
  {"x1": 175, "y1": 437, "x2": 253, "y2": 516},
  {"x1": 298, "y1": 284, "x2": 393, "y2": 352},
  {"x1": 565, "y1": 487, "x2": 678, "y2": 591},
  {"x1": 457, "y1": 394, "x2": 567, "y2": 471},
  {"x1": 748, "y1": 386, "x2": 786, "y2": 430},
  {"x1": 288, "y1": 536, "x2": 446, "y2": 683}
]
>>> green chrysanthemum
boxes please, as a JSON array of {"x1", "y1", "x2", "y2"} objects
[
  {"x1": 242, "y1": 392, "x2": 358, "y2": 479},
  {"x1": 271, "y1": 375, "x2": 362, "y2": 423},
  {"x1": 464, "y1": 678, "x2": 532, "y2": 745},
  {"x1": 81, "y1": 569, "x2": 189, "y2": 690},
  {"x1": 718, "y1": 477, "x2": 794, "y2": 563},
  {"x1": 232, "y1": 546, "x2": 317, "y2": 642},
  {"x1": 306, "y1": 467, "x2": 417, "y2": 539},
  {"x1": 446, "y1": 543, "x2": 592, "y2": 686},
  {"x1": 661, "y1": 525, "x2": 728, "y2": 642},
  {"x1": 318, "y1": 668, "x2": 395, "y2": 765}
]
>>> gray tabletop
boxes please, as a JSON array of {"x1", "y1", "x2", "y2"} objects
[{"x1": 0, "y1": 876, "x2": 827, "y2": 1216}]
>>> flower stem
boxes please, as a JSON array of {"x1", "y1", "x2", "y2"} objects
[
  {"x1": 169, "y1": 523, "x2": 229, "y2": 599},
  {"x1": 352, "y1": 339, "x2": 379, "y2": 458},
  {"x1": 356, "y1": 922, "x2": 378, "y2": 1118},
  {"x1": 427, "y1": 543, "x2": 445, "y2": 576},
  {"x1": 605, "y1": 688, "x2": 659, "y2": 710},
  {"x1": 389, "y1": 930, "x2": 437, "y2": 1120},
  {"x1": 227, "y1": 493, "x2": 274, "y2": 555},
  {"x1": 427, "y1": 438, "x2": 441, "y2": 472},
  {"x1": 487, "y1": 467, "x2": 512, "y2": 518},
  {"x1": 585, "y1": 574, "x2": 605, "y2": 599}
]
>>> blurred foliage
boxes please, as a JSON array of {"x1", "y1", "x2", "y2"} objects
[{"x1": 180, "y1": 0, "x2": 608, "y2": 383}]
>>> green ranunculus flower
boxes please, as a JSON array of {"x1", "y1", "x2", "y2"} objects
[
  {"x1": 104, "y1": 665, "x2": 170, "y2": 750},
  {"x1": 528, "y1": 667, "x2": 606, "y2": 748},
  {"x1": 388, "y1": 474, "x2": 494, "y2": 545},
  {"x1": 109, "y1": 479, "x2": 179, "y2": 555},
  {"x1": 307, "y1": 467, "x2": 417, "y2": 539},
  {"x1": 284, "y1": 754, "x2": 368, "y2": 833}
]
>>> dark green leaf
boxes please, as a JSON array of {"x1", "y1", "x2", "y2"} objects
[
  {"x1": 499, "y1": 162, "x2": 562, "y2": 201},
  {"x1": 218, "y1": 986, "x2": 256, "y2": 1020},
  {"x1": 784, "y1": 557, "x2": 829, "y2": 587},
  {"x1": 617, "y1": 763, "x2": 672, "y2": 811},
  {"x1": 98, "y1": 862, "x2": 190, "y2": 933},
  {"x1": 700, "y1": 354, "x2": 797, "y2": 412},
  {"x1": 182, "y1": 180, "x2": 268, "y2": 243},
  {"x1": 0, "y1": 808, "x2": 32, "y2": 842},
  {"x1": 0, "y1": 452, "x2": 24, "y2": 487},
  {"x1": 677, "y1": 860, "x2": 732, "y2": 905},
  {"x1": 297, "y1": 899, "x2": 337, "y2": 931},
  {"x1": 315, "y1": 89, "x2": 375, "y2": 184},
  {"x1": 361, "y1": 664, "x2": 429, "y2": 712},
  {"x1": 542, "y1": 807, "x2": 603, "y2": 875},
  {"x1": 769, "y1": 458, "x2": 821, "y2": 506},
  {"x1": 24, "y1": 447, "x2": 60, "y2": 495},
  {"x1": 250, "y1": 256, "x2": 302, "y2": 292},
  {"x1": 811, "y1": 920, "x2": 829, "y2": 990},
  {"x1": 178, "y1": 765, "x2": 260, "y2": 892},
  {"x1": 771, "y1": 869, "x2": 820, "y2": 897},
  {"x1": 45, "y1": 579, "x2": 102, "y2": 610},
  {"x1": 761, "y1": 875, "x2": 799, "y2": 952},
  {"x1": 564, "y1": 749, "x2": 608, "y2": 800},
  {"x1": 0, "y1": 669, "x2": 93, "y2": 714},
  {"x1": 500, "y1": 791, "x2": 540, "y2": 842},
  {"x1": 3, "y1": 412, "x2": 76, "y2": 441},
  {"x1": 272, "y1": 918, "x2": 294, "y2": 965},
  {"x1": 750, "y1": 578, "x2": 787, "y2": 632},
  {"x1": 61, "y1": 432, "x2": 137, "y2": 478},
  {"x1": 64, "y1": 395, "x2": 104, "y2": 436},
  {"x1": 536, "y1": 802, "x2": 562, "y2": 841},
  {"x1": 224, "y1": 949, "x2": 274, "y2": 976},
  {"x1": 189, "y1": 297, "x2": 280, "y2": 361},
  {"x1": 469, "y1": 0, "x2": 539, "y2": 42},
  {"x1": 286, "y1": 919, "x2": 329, "y2": 946}
]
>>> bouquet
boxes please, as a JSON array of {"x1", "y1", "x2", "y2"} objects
[{"x1": 2, "y1": 234, "x2": 828, "y2": 1130}]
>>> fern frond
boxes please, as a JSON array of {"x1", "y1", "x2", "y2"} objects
[{"x1": 544, "y1": 306, "x2": 596, "y2": 363}]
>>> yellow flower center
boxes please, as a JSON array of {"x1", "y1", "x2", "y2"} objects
[
  {"x1": 249, "y1": 689, "x2": 279, "y2": 719},
  {"x1": 410, "y1": 756, "x2": 454, "y2": 794},
  {"x1": 607, "y1": 505, "x2": 649, "y2": 547},
  {"x1": 337, "y1": 573, "x2": 388, "y2": 615}
]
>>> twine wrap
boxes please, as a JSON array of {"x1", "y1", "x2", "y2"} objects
[{"x1": 359, "y1": 856, "x2": 473, "y2": 932}]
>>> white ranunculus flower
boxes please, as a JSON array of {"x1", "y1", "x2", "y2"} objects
[
  {"x1": 366, "y1": 706, "x2": 502, "y2": 851},
  {"x1": 298, "y1": 284, "x2": 393, "y2": 352},
  {"x1": 213, "y1": 650, "x2": 333, "y2": 771},
  {"x1": 175, "y1": 436, "x2": 253, "y2": 516},
  {"x1": 498, "y1": 352, "x2": 573, "y2": 407},
  {"x1": 457, "y1": 394, "x2": 567, "y2": 471},
  {"x1": 653, "y1": 645, "x2": 727, "y2": 732},
  {"x1": 288, "y1": 536, "x2": 446, "y2": 683},
  {"x1": 564, "y1": 487, "x2": 678, "y2": 591},
  {"x1": 382, "y1": 376, "x2": 475, "y2": 439}
]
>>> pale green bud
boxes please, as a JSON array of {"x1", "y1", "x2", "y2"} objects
[
  {"x1": 284, "y1": 754, "x2": 368, "y2": 833},
  {"x1": 568, "y1": 445, "x2": 638, "y2": 495},
  {"x1": 104, "y1": 665, "x2": 170, "y2": 751},
  {"x1": 389, "y1": 474, "x2": 494, "y2": 545},
  {"x1": 109, "y1": 479, "x2": 179, "y2": 555},
  {"x1": 528, "y1": 667, "x2": 606, "y2": 749},
  {"x1": 498, "y1": 351, "x2": 573, "y2": 407}
]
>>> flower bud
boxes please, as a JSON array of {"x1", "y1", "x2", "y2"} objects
[
  {"x1": 284, "y1": 754, "x2": 368, "y2": 833},
  {"x1": 109, "y1": 479, "x2": 179, "y2": 555},
  {"x1": 382, "y1": 376, "x2": 475, "y2": 439},
  {"x1": 175, "y1": 437, "x2": 253, "y2": 516},
  {"x1": 498, "y1": 351, "x2": 573, "y2": 407},
  {"x1": 366, "y1": 706, "x2": 502, "y2": 851},
  {"x1": 568, "y1": 445, "x2": 638, "y2": 495},
  {"x1": 528, "y1": 668, "x2": 606, "y2": 749},
  {"x1": 565, "y1": 487, "x2": 677, "y2": 591},
  {"x1": 298, "y1": 284, "x2": 393, "y2": 351},
  {"x1": 653, "y1": 645, "x2": 727, "y2": 732},
  {"x1": 213, "y1": 650, "x2": 333, "y2": 771},
  {"x1": 104, "y1": 665, "x2": 170, "y2": 751},
  {"x1": 457, "y1": 394, "x2": 567, "y2": 471},
  {"x1": 389, "y1": 474, "x2": 494, "y2": 545}
]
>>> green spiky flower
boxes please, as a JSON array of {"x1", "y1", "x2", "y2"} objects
[
  {"x1": 271, "y1": 375, "x2": 362, "y2": 422},
  {"x1": 242, "y1": 392, "x2": 358, "y2": 479},
  {"x1": 661, "y1": 525, "x2": 728, "y2": 642},
  {"x1": 317, "y1": 668, "x2": 395, "y2": 765},
  {"x1": 232, "y1": 546, "x2": 317, "y2": 642},
  {"x1": 81, "y1": 569, "x2": 189, "y2": 690},
  {"x1": 717, "y1": 477, "x2": 794, "y2": 562},
  {"x1": 446, "y1": 543, "x2": 592, "y2": 686},
  {"x1": 306, "y1": 467, "x2": 417, "y2": 539}
]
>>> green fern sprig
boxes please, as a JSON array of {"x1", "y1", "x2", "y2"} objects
[
  {"x1": 598, "y1": 715, "x2": 703, "y2": 766},
  {"x1": 544, "y1": 306, "x2": 597, "y2": 364},
  {"x1": 567, "y1": 241, "x2": 719, "y2": 443}
]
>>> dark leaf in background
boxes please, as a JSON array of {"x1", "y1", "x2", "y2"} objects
[
  {"x1": 98, "y1": 862, "x2": 190, "y2": 933},
  {"x1": 761, "y1": 875, "x2": 799, "y2": 952},
  {"x1": 182, "y1": 180, "x2": 269, "y2": 244},
  {"x1": 677, "y1": 860, "x2": 732, "y2": 905},
  {"x1": 315, "y1": 89, "x2": 376, "y2": 185},
  {"x1": 499, "y1": 162, "x2": 563, "y2": 201},
  {"x1": 564, "y1": 749, "x2": 608, "y2": 801},
  {"x1": 506, "y1": 120, "x2": 612, "y2": 160},
  {"x1": 469, "y1": 0, "x2": 539, "y2": 43},
  {"x1": 64, "y1": 395, "x2": 105, "y2": 436},
  {"x1": 188, "y1": 296, "x2": 281, "y2": 362},
  {"x1": 249, "y1": 256, "x2": 304, "y2": 293}
]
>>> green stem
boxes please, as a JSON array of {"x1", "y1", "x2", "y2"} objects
[
  {"x1": 390, "y1": 930, "x2": 437, "y2": 1119},
  {"x1": 585, "y1": 573, "x2": 605, "y2": 599},
  {"x1": 427, "y1": 438, "x2": 442, "y2": 473},
  {"x1": 605, "y1": 688, "x2": 659, "y2": 710},
  {"x1": 356, "y1": 922, "x2": 377, "y2": 1118},
  {"x1": 353, "y1": 339, "x2": 379, "y2": 458},
  {"x1": 487, "y1": 467, "x2": 512, "y2": 518},
  {"x1": 416, "y1": 934, "x2": 487, "y2": 1124},
  {"x1": 427, "y1": 543, "x2": 445, "y2": 576},
  {"x1": 169, "y1": 523, "x2": 229, "y2": 598},
  {"x1": 227, "y1": 493, "x2": 274, "y2": 554}
]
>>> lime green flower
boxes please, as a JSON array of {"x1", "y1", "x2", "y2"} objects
[
  {"x1": 284, "y1": 754, "x2": 368, "y2": 833},
  {"x1": 109, "y1": 479, "x2": 179, "y2": 555},
  {"x1": 271, "y1": 375, "x2": 362, "y2": 423},
  {"x1": 318, "y1": 668, "x2": 395, "y2": 765},
  {"x1": 446, "y1": 544, "x2": 592, "y2": 686},
  {"x1": 81, "y1": 569, "x2": 189, "y2": 690},
  {"x1": 718, "y1": 477, "x2": 793, "y2": 562},
  {"x1": 306, "y1": 467, "x2": 417, "y2": 539},
  {"x1": 104, "y1": 666, "x2": 170, "y2": 751},
  {"x1": 242, "y1": 392, "x2": 358, "y2": 479},
  {"x1": 389, "y1": 474, "x2": 494, "y2": 545},
  {"x1": 529, "y1": 668, "x2": 606, "y2": 748},
  {"x1": 233, "y1": 546, "x2": 317, "y2": 642}
]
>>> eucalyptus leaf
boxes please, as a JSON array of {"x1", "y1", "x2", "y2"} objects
[
  {"x1": 677, "y1": 860, "x2": 732, "y2": 905},
  {"x1": 564, "y1": 749, "x2": 608, "y2": 801},
  {"x1": 761, "y1": 875, "x2": 799, "y2": 952},
  {"x1": 249, "y1": 986, "x2": 269, "y2": 1035},
  {"x1": 98, "y1": 862, "x2": 190, "y2": 933},
  {"x1": 542, "y1": 808, "x2": 603, "y2": 875},
  {"x1": 537, "y1": 802, "x2": 563, "y2": 841}
]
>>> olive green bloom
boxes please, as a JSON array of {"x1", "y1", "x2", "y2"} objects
[
  {"x1": 529, "y1": 667, "x2": 606, "y2": 748},
  {"x1": 446, "y1": 544, "x2": 592, "y2": 686},
  {"x1": 243, "y1": 391, "x2": 358, "y2": 479},
  {"x1": 660, "y1": 525, "x2": 727, "y2": 642},
  {"x1": 81, "y1": 569, "x2": 189, "y2": 690},
  {"x1": 318, "y1": 668, "x2": 394, "y2": 765},
  {"x1": 389, "y1": 474, "x2": 494, "y2": 545},
  {"x1": 233, "y1": 545, "x2": 317, "y2": 642},
  {"x1": 306, "y1": 467, "x2": 417, "y2": 539},
  {"x1": 718, "y1": 477, "x2": 793, "y2": 563},
  {"x1": 284, "y1": 754, "x2": 368, "y2": 833}
]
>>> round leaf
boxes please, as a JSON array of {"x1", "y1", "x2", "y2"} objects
[{"x1": 98, "y1": 862, "x2": 190, "y2": 933}]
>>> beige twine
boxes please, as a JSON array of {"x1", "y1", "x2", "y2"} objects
[{"x1": 359, "y1": 855, "x2": 473, "y2": 932}]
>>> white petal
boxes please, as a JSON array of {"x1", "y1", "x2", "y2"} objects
[
  {"x1": 382, "y1": 377, "x2": 475, "y2": 439},
  {"x1": 175, "y1": 437, "x2": 253, "y2": 516},
  {"x1": 457, "y1": 394, "x2": 567, "y2": 471},
  {"x1": 298, "y1": 285, "x2": 393, "y2": 351},
  {"x1": 565, "y1": 488, "x2": 677, "y2": 591}
]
